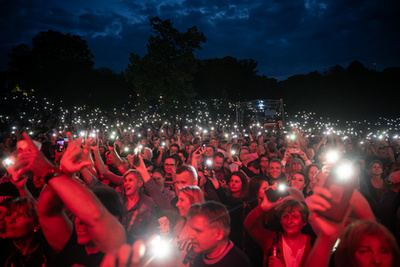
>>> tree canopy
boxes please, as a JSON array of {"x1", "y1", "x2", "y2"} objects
[{"x1": 125, "y1": 17, "x2": 206, "y2": 109}]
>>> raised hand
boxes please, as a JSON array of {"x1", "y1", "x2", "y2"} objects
[{"x1": 59, "y1": 132, "x2": 92, "y2": 174}]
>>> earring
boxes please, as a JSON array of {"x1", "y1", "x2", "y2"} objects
[{"x1": 33, "y1": 225, "x2": 40, "y2": 233}]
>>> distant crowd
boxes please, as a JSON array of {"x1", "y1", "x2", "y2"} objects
[{"x1": 0, "y1": 121, "x2": 399, "y2": 267}]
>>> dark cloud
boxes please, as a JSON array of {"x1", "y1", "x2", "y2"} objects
[{"x1": 1, "y1": 0, "x2": 399, "y2": 79}]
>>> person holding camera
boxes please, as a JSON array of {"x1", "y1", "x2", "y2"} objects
[{"x1": 244, "y1": 189, "x2": 314, "y2": 267}]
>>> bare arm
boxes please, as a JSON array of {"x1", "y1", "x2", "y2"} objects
[
  {"x1": 47, "y1": 174, "x2": 126, "y2": 252},
  {"x1": 37, "y1": 183, "x2": 74, "y2": 253},
  {"x1": 92, "y1": 145, "x2": 123, "y2": 185}
]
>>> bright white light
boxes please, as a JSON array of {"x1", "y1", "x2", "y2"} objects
[
  {"x1": 335, "y1": 163, "x2": 353, "y2": 180},
  {"x1": 326, "y1": 151, "x2": 339, "y2": 163},
  {"x1": 150, "y1": 236, "x2": 170, "y2": 259},
  {"x1": 278, "y1": 183, "x2": 286, "y2": 192}
]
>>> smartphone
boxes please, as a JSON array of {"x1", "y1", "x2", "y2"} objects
[
  {"x1": 265, "y1": 183, "x2": 290, "y2": 202},
  {"x1": 204, "y1": 159, "x2": 213, "y2": 172},
  {"x1": 3, "y1": 157, "x2": 14, "y2": 168},
  {"x1": 287, "y1": 148, "x2": 300, "y2": 154},
  {"x1": 317, "y1": 162, "x2": 356, "y2": 222},
  {"x1": 231, "y1": 150, "x2": 238, "y2": 161},
  {"x1": 57, "y1": 140, "x2": 64, "y2": 152},
  {"x1": 133, "y1": 148, "x2": 140, "y2": 167},
  {"x1": 108, "y1": 135, "x2": 116, "y2": 146},
  {"x1": 2, "y1": 156, "x2": 24, "y2": 182}
]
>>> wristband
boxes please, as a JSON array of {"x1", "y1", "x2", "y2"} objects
[{"x1": 44, "y1": 166, "x2": 63, "y2": 184}]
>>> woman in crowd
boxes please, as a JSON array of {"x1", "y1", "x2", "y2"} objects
[
  {"x1": 226, "y1": 171, "x2": 249, "y2": 249},
  {"x1": 360, "y1": 160, "x2": 387, "y2": 219},
  {"x1": 243, "y1": 176, "x2": 269, "y2": 267},
  {"x1": 1, "y1": 197, "x2": 57, "y2": 267},
  {"x1": 289, "y1": 172, "x2": 309, "y2": 197},
  {"x1": 245, "y1": 195, "x2": 314, "y2": 267},
  {"x1": 173, "y1": 185, "x2": 205, "y2": 266},
  {"x1": 306, "y1": 186, "x2": 399, "y2": 267},
  {"x1": 259, "y1": 154, "x2": 269, "y2": 177},
  {"x1": 304, "y1": 163, "x2": 321, "y2": 197}
]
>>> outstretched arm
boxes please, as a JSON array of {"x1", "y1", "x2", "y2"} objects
[{"x1": 20, "y1": 132, "x2": 126, "y2": 253}]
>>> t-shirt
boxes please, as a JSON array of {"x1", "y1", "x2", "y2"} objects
[
  {"x1": 0, "y1": 232, "x2": 58, "y2": 267},
  {"x1": 192, "y1": 241, "x2": 251, "y2": 267},
  {"x1": 56, "y1": 230, "x2": 104, "y2": 267}
]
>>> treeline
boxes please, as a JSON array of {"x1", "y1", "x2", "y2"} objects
[{"x1": 1, "y1": 18, "x2": 399, "y2": 121}]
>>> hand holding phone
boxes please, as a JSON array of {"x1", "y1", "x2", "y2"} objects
[
  {"x1": 265, "y1": 183, "x2": 290, "y2": 203},
  {"x1": 316, "y1": 161, "x2": 356, "y2": 222}
]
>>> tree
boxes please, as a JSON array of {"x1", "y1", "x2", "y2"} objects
[
  {"x1": 125, "y1": 17, "x2": 206, "y2": 109},
  {"x1": 7, "y1": 30, "x2": 94, "y2": 104}
]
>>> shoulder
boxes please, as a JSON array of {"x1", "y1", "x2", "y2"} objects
[{"x1": 221, "y1": 244, "x2": 252, "y2": 267}]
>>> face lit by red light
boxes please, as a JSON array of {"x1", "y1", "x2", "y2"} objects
[
  {"x1": 355, "y1": 235, "x2": 392, "y2": 267},
  {"x1": 269, "y1": 162, "x2": 282, "y2": 179},
  {"x1": 290, "y1": 173, "x2": 306, "y2": 191},
  {"x1": 229, "y1": 175, "x2": 242, "y2": 195},
  {"x1": 280, "y1": 207, "x2": 305, "y2": 236}
]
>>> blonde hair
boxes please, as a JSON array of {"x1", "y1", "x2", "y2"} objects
[{"x1": 178, "y1": 186, "x2": 205, "y2": 205}]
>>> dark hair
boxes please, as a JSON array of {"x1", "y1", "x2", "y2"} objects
[
  {"x1": 177, "y1": 149, "x2": 188, "y2": 161},
  {"x1": 91, "y1": 186, "x2": 125, "y2": 222},
  {"x1": 213, "y1": 152, "x2": 225, "y2": 160},
  {"x1": 152, "y1": 168, "x2": 165, "y2": 177},
  {"x1": 7, "y1": 197, "x2": 39, "y2": 225},
  {"x1": 228, "y1": 171, "x2": 249, "y2": 198},
  {"x1": 247, "y1": 176, "x2": 268, "y2": 209}
]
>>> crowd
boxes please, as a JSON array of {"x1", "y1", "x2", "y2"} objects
[{"x1": 0, "y1": 96, "x2": 400, "y2": 266}]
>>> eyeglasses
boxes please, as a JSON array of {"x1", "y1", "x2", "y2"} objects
[{"x1": 164, "y1": 164, "x2": 176, "y2": 167}]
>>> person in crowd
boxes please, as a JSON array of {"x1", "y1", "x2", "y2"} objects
[
  {"x1": 303, "y1": 163, "x2": 321, "y2": 197},
  {"x1": 121, "y1": 169, "x2": 157, "y2": 243},
  {"x1": 1, "y1": 197, "x2": 58, "y2": 266},
  {"x1": 150, "y1": 168, "x2": 176, "y2": 203},
  {"x1": 267, "y1": 159, "x2": 287, "y2": 185},
  {"x1": 259, "y1": 154, "x2": 269, "y2": 177},
  {"x1": 187, "y1": 201, "x2": 252, "y2": 267},
  {"x1": 379, "y1": 170, "x2": 400, "y2": 243},
  {"x1": 243, "y1": 176, "x2": 269, "y2": 266},
  {"x1": 16, "y1": 132, "x2": 127, "y2": 266},
  {"x1": 173, "y1": 185, "x2": 205, "y2": 266},
  {"x1": 360, "y1": 160, "x2": 387, "y2": 219},
  {"x1": 245, "y1": 195, "x2": 314, "y2": 267},
  {"x1": 163, "y1": 155, "x2": 177, "y2": 191},
  {"x1": 306, "y1": 186, "x2": 400, "y2": 267},
  {"x1": 289, "y1": 172, "x2": 309, "y2": 196},
  {"x1": 225, "y1": 171, "x2": 249, "y2": 249},
  {"x1": 212, "y1": 152, "x2": 231, "y2": 186}
]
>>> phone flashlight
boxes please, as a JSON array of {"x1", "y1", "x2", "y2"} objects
[
  {"x1": 149, "y1": 235, "x2": 170, "y2": 259},
  {"x1": 3, "y1": 158, "x2": 13, "y2": 167},
  {"x1": 326, "y1": 150, "x2": 339, "y2": 163},
  {"x1": 277, "y1": 183, "x2": 287, "y2": 192},
  {"x1": 335, "y1": 162, "x2": 354, "y2": 180}
]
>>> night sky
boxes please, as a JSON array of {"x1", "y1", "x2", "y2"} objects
[{"x1": 1, "y1": 0, "x2": 399, "y2": 80}]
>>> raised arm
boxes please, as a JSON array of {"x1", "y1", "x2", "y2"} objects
[
  {"x1": 244, "y1": 189, "x2": 281, "y2": 248},
  {"x1": 92, "y1": 145, "x2": 123, "y2": 185},
  {"x1": 20, "y1": 132, "x2": 126, "y2": 253}
]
